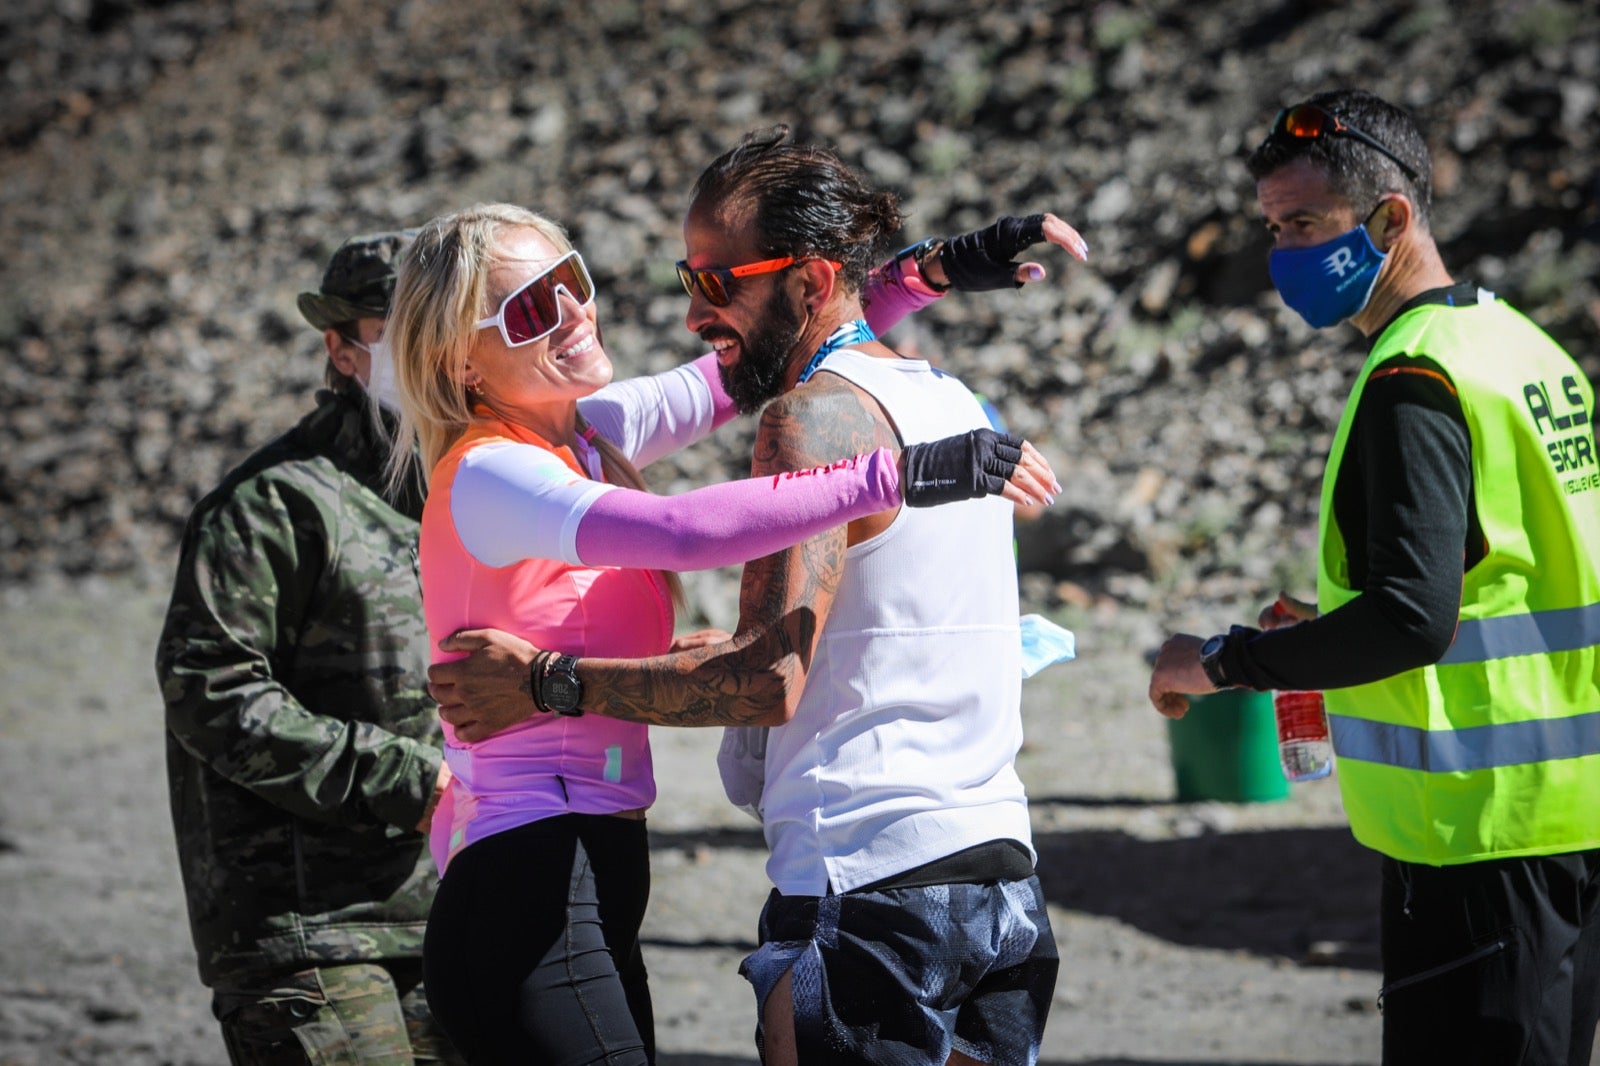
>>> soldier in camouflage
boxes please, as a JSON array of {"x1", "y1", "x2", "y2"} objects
[{"x1": 156, "y1": 231, "x2": 465, "y2": 1065}]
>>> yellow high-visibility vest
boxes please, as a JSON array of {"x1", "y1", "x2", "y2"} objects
[{"x1": 1317, "y1": 290, "x2": 1600, "y2": 865}]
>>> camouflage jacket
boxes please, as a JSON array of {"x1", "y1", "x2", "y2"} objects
[{"x1": 157, "y1": 389, "x2": 442, "y2": 987}]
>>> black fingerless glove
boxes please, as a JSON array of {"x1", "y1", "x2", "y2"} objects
[
  {"x1": 901, "y1": 428, "x2": 1023, "y2": 507},
  {"x1": 939, "y1": 214, "x2": 1048, "y2": 292}
]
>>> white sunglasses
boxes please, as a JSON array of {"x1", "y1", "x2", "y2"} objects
[{"x1": 475, "y1": 251, "x2": 596, "y2": 347}]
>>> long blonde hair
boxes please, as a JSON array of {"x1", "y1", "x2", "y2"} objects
[{"x1": 387, "y1": 203, "x2": 683, "y2": 605}]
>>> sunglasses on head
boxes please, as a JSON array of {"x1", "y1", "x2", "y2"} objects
[
  {"x1": 476, "y1": 250, "x2": 595, "y2": 347},
  {"x1": 1266, "y1": 104, "x2": 1420, "y2": 183},
  {"x1": 675, "y1": 255, "x2": 842, "y2": 307}
]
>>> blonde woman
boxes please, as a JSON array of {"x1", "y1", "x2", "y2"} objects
[{"x1": 385, "y1": 203, "x2": 1060, "y2": 1063}]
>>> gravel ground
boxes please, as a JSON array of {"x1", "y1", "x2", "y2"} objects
[{"x1": 0, "y1": 574, "x2": 1431, "y2": 1066}]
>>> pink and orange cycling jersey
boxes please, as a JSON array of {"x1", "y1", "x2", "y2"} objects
[{"x1": 422, "y1": 415, "x2": 673, "y2": 872}]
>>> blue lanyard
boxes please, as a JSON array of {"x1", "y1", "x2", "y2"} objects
[{"x1": 795, "y1": 319, "x2": 877, "y2": 384}]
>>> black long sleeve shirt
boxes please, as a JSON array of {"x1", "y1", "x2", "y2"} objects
[{"x1": 1220, "y1": 283, "x2": 1487, "y2": 691}]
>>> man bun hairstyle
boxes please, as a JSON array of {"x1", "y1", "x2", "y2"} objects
[
  {"x1": 1248, "y1": 88, "x2": 1433, "y2": 230},
  {"x1": 692, "y1": 125, "x2": 904, "y2": 292}
]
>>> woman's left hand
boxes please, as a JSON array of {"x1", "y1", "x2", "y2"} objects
[
  {"x1": 900, "y1": 429, "x2": 1061, "y2": 508},
  {"x1": 924, "y1": 212, "x2": 1089, "y2": 291},
  {"x1": 1003, "y1": 439, "x2": 1060, "y2": 508}
]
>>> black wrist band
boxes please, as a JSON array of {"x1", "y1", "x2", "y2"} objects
[{"x1": 529, "y1": 650, "x2": 551, "y2": 713}]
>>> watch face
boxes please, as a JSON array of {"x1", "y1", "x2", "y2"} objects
[
  {"x1": 1201, "y1": 636, "x2": 1225, "y2": 659},
  {"x1": 545, "y1": 675, "x2": 581, "y2": 709}
]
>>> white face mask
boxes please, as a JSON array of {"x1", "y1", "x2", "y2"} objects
[{"x1": 352, "y1": 336, "x2": 402, "y2": 413}]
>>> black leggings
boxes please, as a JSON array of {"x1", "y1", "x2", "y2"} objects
[{"x1": 423, "y1": 813, "x2": 654, "y2": 1066}]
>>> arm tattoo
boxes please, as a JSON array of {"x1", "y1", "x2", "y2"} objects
[{"x1": 581, "y1": 373, "x2": 897, "y2": 727}]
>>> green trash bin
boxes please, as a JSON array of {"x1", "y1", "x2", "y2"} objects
[{"x1": 1166, "y1": 688, "x2": 1290, "y2": 803}]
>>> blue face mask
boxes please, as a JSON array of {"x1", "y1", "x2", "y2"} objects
[{"x1": 1268, "y1": 207, "x2": 1387, "y2": 329}]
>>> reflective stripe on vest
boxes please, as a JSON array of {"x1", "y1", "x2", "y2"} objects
[
  {"x1": 1439, "y1": 601, "x2": 1600, "y2": 664},
  {"x1": 1329, "y1": 708, "x2": 1600, "y2": 773}
]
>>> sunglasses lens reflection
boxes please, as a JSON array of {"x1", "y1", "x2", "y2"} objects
[
  {"x1": 504, "y1": 284, "x2": 556, "y2": 344},
  {"x1": 1280, "y1": 106, "x2": 1330, "y2": 139},
  {"x1": 676, "y1": 262, "x2": 733, "y2": 307},
  {"x1": 698, "y1": 272, "x2": 731, "y2": 306}
]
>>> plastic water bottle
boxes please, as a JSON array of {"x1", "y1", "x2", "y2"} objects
[{"x1": 1274, "y1": 689, "x2": 1334, "y2": 781}]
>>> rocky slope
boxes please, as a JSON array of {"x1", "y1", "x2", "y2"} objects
[{"x1": 3, "y1": 0, "x2": 1597, "y2": 625}]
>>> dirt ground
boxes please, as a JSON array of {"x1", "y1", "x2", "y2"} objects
[{"x1": 1, "y1": 576, "x2": 1591, "y2": 1066}]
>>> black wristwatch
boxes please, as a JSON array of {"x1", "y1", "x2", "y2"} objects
[
  {"x1": 1198, "y1": 634, "x2": 1232, "y2": 690},
  {"x1": 537, "y1": 653, "x2": 585, "y2": 716},
  {"x1": 895, "y1": 237, "x2": 951, "y2": 292}
]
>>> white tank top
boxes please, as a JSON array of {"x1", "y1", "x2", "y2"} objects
[{"x1": 760, "y1": 350, "x2": 1031, "y2": 895}]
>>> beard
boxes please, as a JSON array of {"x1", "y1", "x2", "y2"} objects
[{"x1": 716, "y1": 286, "x2": 805, "y2": 415}]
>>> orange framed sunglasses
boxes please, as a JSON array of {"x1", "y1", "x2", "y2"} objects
[{"x1": 675, "y1": 255, "x2": 842, "y2": 306}]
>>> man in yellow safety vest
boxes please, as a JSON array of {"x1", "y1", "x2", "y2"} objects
[{"x1": 1148, "y1": 88, "x2": 1600, "y2": 1064}]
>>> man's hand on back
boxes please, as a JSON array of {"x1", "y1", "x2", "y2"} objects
[{"x1": 428, "y1": 629, "x2": 538, "y2": 743}]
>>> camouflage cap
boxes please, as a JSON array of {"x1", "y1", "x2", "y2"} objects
[{"x1": 296, "y1": 230, "x2": 416, "y2": 331}]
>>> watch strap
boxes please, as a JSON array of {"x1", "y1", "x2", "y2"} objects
[
  {"x1": 1199, "y1": 634, "x2": 1232, "y2": 689},
  {"x1": 544, "y1": 653, "x2": 585, "y2": 716}
]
